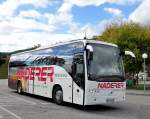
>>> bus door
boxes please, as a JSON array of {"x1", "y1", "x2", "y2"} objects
[
  {"x1": 28, "y1": 67, "x2": 35, "y2": 94},
  {"x1": 33, "y1": 66, "x2": 43, "y2": 96},
  {"x1": 40, "y1": 66, "x2": 54, "y2": 97},
  {"x1": 34, "y1": 66, "x2": 51, "y2": 97},
  {"x1": 73, "y1": 53, "x2": 85, "y2": 105}
]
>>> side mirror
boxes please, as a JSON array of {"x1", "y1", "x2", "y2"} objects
[
  {"x1": 125, "y1": 51, "x2": 136, "y2": 58},
  {"x1": 86, "y1": 45, "x2": 93, "y2": 60},
  {"x1": 124, "y1": 50, "x2": 136, "y2": 64}
]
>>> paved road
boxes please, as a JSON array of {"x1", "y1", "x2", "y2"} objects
[{"x1": 0, "y1": 79, "x2": 150, "y2": 119}]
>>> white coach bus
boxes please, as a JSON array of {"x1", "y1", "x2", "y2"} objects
[{"x1": 8, "y1": 39, "x2": 126, "y2": 105}]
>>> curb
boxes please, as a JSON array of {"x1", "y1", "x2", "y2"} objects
[{"x1": 126, "y1": 92, "x2": 150, "y2": 96}]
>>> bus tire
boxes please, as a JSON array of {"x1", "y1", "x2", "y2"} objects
[
  {"x1": 53, "y1": 86, "x2": 63, "y2": 105},
  {"x1": 17, "y1": 81, "x2": 22, "y2": 94}
]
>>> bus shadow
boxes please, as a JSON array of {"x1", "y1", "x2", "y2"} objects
[
  {"x1": 12, "y1": 91, "x2": 54, "y2": 102},
  {"x1": 11, "y1": 91, "x2": 120, "y2": 112},
  {"x1": 63, "y1": 103, "x2": 119, "y2": 112}
]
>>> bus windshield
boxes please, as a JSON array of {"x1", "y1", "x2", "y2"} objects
[{"x1": 87, "y1": 43, "x2": 125, "y2": 82}]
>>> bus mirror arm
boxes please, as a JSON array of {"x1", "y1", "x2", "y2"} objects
[
  {"x1": 122, "y1": 50, "x2": 136, "y2": 64},
  {"x1": 119, "y1": 50, "x2": 136, "y2": 58},
  {"x1": 73, "y1": 62, "x2": 77, "y2": 75},
  {"x1": 125, "y1": 51, "x2": 136, "y2": 58},
  {"x1": 119, "y1": 50, "x2": 125, "y2": 56}
]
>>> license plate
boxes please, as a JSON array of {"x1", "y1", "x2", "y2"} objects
[{"x1": 106, "y1": 98, "x2": 114, "y2": 103}]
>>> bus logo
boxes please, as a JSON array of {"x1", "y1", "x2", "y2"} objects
[
  {"x1": 16, "y1": 67, "x2": 54, "y2": 82},
  {"x1": 97, "y1": 82, "x2": 125, "y2": 89}
]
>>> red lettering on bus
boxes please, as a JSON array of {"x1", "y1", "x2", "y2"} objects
[
  {"x1": 118, "y1": 82, "x2": 124, "y2": 88},
  {"x1": 35, "y1": 67, "x2": 41, "y2": 81},
  {"x1": 16, "y1": 68, "x2": 24, "y2": 79},
  {"x1": 47, "y1": 67, "x2": 54, "y2": 82},
  {"x1": 25, "y1": 68, "x2": 30, "y2": 80},
  {"x1": 15, "y1": 67, "x2": 54, "y2": 82},
  {"x1": 97, "y1": 82, "x2": 125, "y2": 89},
  {"x1": 41, "y1": 67, "x2": 47, "y2": 81},
  {"x1": 30, "y1": 67, "x2": 35, "y2": 80}
]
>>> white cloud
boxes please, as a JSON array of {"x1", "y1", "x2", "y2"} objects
[
  {"x1": 0, "y1": 0, "x2": 19, "y2": 17},
  {"x1": 0, "y1": 0, "x2": 76, "y2": 52},
  {"x1": 104, "y1": 7, "x2": 123, "y2": 17},
  {"x1": 0, "y1": 16, "x2": 56, "y2": 35},
  {"x1": 0, "y1": 15, "x2": 108, "y2": 52},
  {"x1": 64, "y1": 0, "x2": 141, "y2": 7},
  {"x1": 107, "y1": 0, "x2": 142, "y2": 5},
  {"x1": 69, "y1": 20, "x2": 110, "y2": 38},
  {"x1": 58, "y1": 2, "x2": 73, "y2": 13},
  {"x1": 46, "y1": 13, "x2": 73, "y2": 26},
  {"x1": 129, "y1": 0, "x2": 150, "y2": 25},
  {"x1": 45, "y1": 2, "x2": 75, "y2": 32},
  {"x1": 0, "y1": 0, "x2": 140, "y2": 52},
  {"x1": 0, "y1": 0, "x2": 50, "y2": 17},
  {"x1": 0, "y1": 32, "x2": 75, "y2": 52},
  {"x1": 66, "y1": 0, "x2": 104, "y2": 7},
  {"x1": 18, "y1": 10, "x2": 42, "y2": 18},
  {"x1": 20, "y1": 0, "x2": 49, "y2": 8}
]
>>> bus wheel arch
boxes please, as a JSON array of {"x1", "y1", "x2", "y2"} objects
[
  {"x1": 17, "y1": 80, "x2": 22, "y2": 94},
  {"x1": 52, "y1": 84, "x2": 63, "y2": 105}
]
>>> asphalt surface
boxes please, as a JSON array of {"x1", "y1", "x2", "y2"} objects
[{"x1": 0, "y1": 79, "x2": 150, "y2": 119}]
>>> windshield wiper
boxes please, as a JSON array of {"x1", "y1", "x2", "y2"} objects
[
  {"x1": 97, "y1": 75, "x2": 124, "y2": 79},
  {"x1": 88, "y1": 74, "x2": 125, "y2": 81},
  {"x1": 88, "y1": 74, "x2": 99, "y2": 80},
  {"x1": 93, "y1": 75, "x2": 125, "y2": 81}
]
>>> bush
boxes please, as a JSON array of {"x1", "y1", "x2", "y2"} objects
[
  {"x1": 0, "y1": 60, "x2": 8, "y2": 79},
  {"x1": 126, "y1": 79, "x2": 134, "y2": 87}
]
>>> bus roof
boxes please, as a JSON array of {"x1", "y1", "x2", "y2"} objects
[{"x1": 11, "y1": 39, "x2": 118, "y2": 56}]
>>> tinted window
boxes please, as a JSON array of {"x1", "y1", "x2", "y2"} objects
[
  {"x1": 55, "y1": 44, "x2": 75, "y2": 75},
  {"x1": 9, "y1": 54, "x2": 31, "y2": 67},
  {"x1": 27, "y1": 47, "x2": 57, "y2": 66},
  {"x1": 73, "y1": 53, "x2": 85, "y2": 88}
]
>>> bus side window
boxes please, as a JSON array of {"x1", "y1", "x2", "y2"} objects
[{"x1": 73, "y1": 53, "x2": 84, "y2": 88}]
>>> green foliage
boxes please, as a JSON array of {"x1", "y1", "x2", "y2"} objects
[
  {"x1": 0, "y1": 59, "x2": 5, "y2": 65},
  {"x1": 97, "y1": 22, "x2": 150, "y2": 74},
  {"x1": 126, "y1": 79, "x2": 134, "y2": 87},
  {"x1": 127, "y1": 84, "x2": 150, "y2": 90},
  {"x1": 0, "y1": 45, "x2": 40, "y2": 79},
  {"x1": 0, "y1": 60, "x2": 8, "y2": 79},
  {"x1": 0, "y1": 53, "x2": 7, "y2": 66}
]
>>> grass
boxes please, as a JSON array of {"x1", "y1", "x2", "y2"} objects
[
  {"x1": 127, "y1": 84, "x2": 150, "y2": 90},
  {"x1": 0, "y1": 61, "x2": 8, "y2": 79}
]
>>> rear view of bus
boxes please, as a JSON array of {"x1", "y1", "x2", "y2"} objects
[{"x1": 84, "y1": 41, "x2": 125, "y2": 105}]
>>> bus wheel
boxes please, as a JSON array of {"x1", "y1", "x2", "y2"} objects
[
  {"x1": 17, "y1": 82, "x2": 22, "y2": 94},
  {"x1": 53, "y1": 87, "x2": 63, "y2": 105}
]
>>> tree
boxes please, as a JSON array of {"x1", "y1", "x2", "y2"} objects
[
  {"x1": 0, "y1": 53, "x2": 6, "y2": 66},
  {"x1": 96, "y1": 22, "x2": 150, "y2": 84}
]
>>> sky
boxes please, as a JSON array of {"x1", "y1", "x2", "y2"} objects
[{"x1": 0, "y1": 0, "x2": 149, "y2": 52}]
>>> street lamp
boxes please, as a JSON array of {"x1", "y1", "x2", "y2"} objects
[{"x1": 142, "y1": 53, "x2": 148, "y2": 93}]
